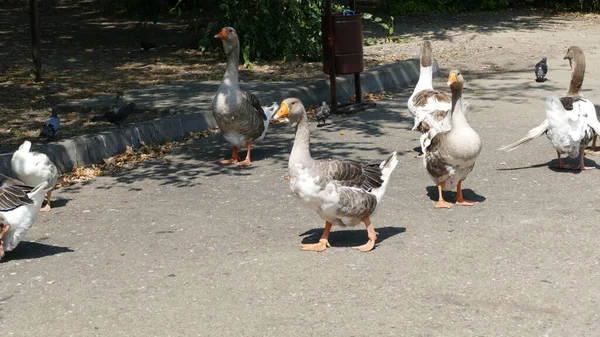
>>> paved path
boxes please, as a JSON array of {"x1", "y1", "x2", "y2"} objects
[{"x1": 2, "y1": 50, "x2": 600, "y2": 336}]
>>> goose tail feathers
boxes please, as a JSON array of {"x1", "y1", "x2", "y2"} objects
[
  {"x1": 371, "y1": 152, "x2": 398, "y2": 203},
  {"x1": 498, "y1": 119, "x2": 549, "y2": 152}
]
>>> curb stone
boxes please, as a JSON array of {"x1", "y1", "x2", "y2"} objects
[{"x1": 0, "y1": 58, "x2": 435, "y2": 176}]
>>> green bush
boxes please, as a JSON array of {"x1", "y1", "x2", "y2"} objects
[{"x1": 182, "y1": 0, "x2": 325, "y2": 63}]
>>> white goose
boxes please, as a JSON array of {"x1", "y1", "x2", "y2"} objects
[
  {"x1": 499, "y1": 46, "x2": 600, "y2": 170},
  {"x1": 11, "y1": 141, "x2": 57, "y2": 211},
  {"x1": 212, "y1": 27, "x2": 279, "y2": 166},
  {"x1": 0, "y1": 174, "x2": 47, "y2": 259},
  {"x1": 274, "y1": 98, "x2": 398, "y2": 252},
  {"x1": 407, "y1": 41, "x2": 452, "y2": 156}
]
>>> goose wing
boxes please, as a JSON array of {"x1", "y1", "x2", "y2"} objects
[
  {"x1": 244, "y1": 91, "x2": 266, "y2": 121},
  {"x1": 0, "y1": 174, "x2": 33, "y2": 211}
]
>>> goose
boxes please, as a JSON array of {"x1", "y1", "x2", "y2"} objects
[
  {"x1": 0, "y1": 174, "x2": 47, "y2": 259},
  {"x1": 273, "y1": 98, "x2": 398, "y2": 252},
  {"x1": 40, "y1": 107, "x2": 60, "y2": 138},
  {"x1": 424, "y1": 70, "x2": 482, "y2": 209},
  {"x1": 212, "y1": 27, "x2": 278, "y2": 166},
  {"x1": 499, "y1": 46, "x2": 600, "y2": 170},
  {"x1": 11, "y1": 141, "x2": 57, "y2": 212},
  {"x1": 407, "y1": 41, "x2": 452, "y2": 157}
]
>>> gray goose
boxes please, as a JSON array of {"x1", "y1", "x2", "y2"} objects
[
  {"x1": 407, "y1": 41, "x2": 452, "y2": 157},
  {"x1": 273, "y1": 98, "x2": 398, "y2": 252},
  {"x1": 424, "y1": 70, "x2": 482, "y2": 209},
  {"x1": 211, "y1": 27, "x2": 278, "y2": 166},
  {"x1": 500, "y1": 46, "x2": 600, "y2": 170},
  {"x1": 0, "y1": 174, "x2": 47, "y2": 259}
]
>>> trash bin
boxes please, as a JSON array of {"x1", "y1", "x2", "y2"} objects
[{"x1": 322, "y1": 11, "x2": 364, "y2": 75}]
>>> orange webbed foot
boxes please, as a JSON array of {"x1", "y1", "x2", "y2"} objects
[
  {"x1": 456, "y1": 199, "x2": 478, "y2": 206},
  {"x1": 352, "y1": 234, "x2": 378, "y2": 252},
  {"x1": 435, "y1": 200, "x2": 454, "y2": 209},
  {"x1": 219, "y1": 158, "x2": 238, "y2": 165},
  {"x1": 40, "y1": 204, "x2": 51, "y2": 212},
  {"x1": 234, "y1": 159, "x2": 252, "y2": 166},
  {"x1": 300, "y1": 239, "x2": 330, "y2": 252}
]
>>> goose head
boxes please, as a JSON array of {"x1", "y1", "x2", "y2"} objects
[
  {"x1": 214, "y1": 27, "x2": 239, "y2": 55},
  {"x1": 563, "y1": 46, "x2": 584, "y2": 70},
  {"x1": 447, "y1": 69, "x2": 464, "y2": 91},
  {"x1": 273, "y1": 98, "x2": 305, "y2": 128},
  {"x1": 16, "y1": 140, "x2": 32, "y2": 154}
]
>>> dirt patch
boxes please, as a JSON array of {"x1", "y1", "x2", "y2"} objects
[{"x1": 1, "y1": 1, "x2": 599, "y2": 152}]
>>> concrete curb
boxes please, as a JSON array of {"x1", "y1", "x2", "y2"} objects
[{"x1": 0, "y1": 58, "x2": 430, "y2": 176}]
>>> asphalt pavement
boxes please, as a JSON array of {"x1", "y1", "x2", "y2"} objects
[{"x1": 1, "y1": 52, "x2": 600, "y2": 336}]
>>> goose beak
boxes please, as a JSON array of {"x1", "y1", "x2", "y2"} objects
[
  {"x1": 214, "y1": 28, "x2": 227, "y2": 39},
  {"x1": 447, "y1": 73, "x2": 457, "y2": 86},
  {"x1": 273, "y1": 102, "x2": 289, "y2": 120}
]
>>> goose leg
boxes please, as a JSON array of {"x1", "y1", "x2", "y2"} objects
[
  {"x1": 352, "y1": 217, "x2": 379, "y2": 252},
  {"x1": 455, "y1": 180, "x2": 478, "y2": 206},
  {"x1": 555, "y1": 151, "x2": 566, "y2": 169},
  {"x1": 301, "y1": 221, "x2": 332, "y2": 252},
  {"x1": 435, "y1": 182, "x2": 454, "y2": 209},
  {"x1": 235, "y1": 142, "x2": 253, "y2": 166},
  {"x1": 575, "y1": 146, "x2": 594, "y2": 170},
  {"x1": 40, "y1": 190, "x2": 52, "y2": 212},
  {"x1": 0, "y1": 224, "x2": 10, "y2": 259},
  {"x1": 585, "y1": 136, "x2": 600, "y2": 155},
  {"x1": 219, "y1": 146, "x2": 239, "y2": 164}
]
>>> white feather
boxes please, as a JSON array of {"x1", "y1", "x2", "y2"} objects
[
  {"x1": 1, "y1": 181, "x2": 48, "y2": 252},
  {"x1": 11, "y1": 141, "x2": 57, "y2": 191}
]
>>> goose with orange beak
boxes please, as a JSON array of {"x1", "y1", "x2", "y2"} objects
[
  {"x1": 211, "y1": 27, "x2": 279, "y2": 166},
  {"x1": 274, "y1": 98, "x2": 398, "y2": 252},
  {"x1": 424, "y1": 70, "x2": 482, "y2": 208}
]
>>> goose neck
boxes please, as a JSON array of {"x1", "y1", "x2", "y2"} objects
[
  {"x1": 414, "y1": 66, "x2": 433, "y2": 92},
  {"x1": 221, "y1": 45, "x2": 240, "y2": 89},
  {"x1": 289, "y1": 114, "x2": 312, "y2": 166},
  {"x1": 567, "y1": 58, "x2": 585, "y2": 95}
]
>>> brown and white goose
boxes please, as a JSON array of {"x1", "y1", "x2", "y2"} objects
[
  {"x1": 424, "y1": 70, "x2": 482, "y2": 209},
  {"x1": 499, "y1": 46, "x2": 600, "y2": 170},
  {"x1": 274, "y1": 98, "x2": 398, "y2": 252},
  {"x1": 407, "y1": 41, "x2": 452, "y2": 157},
  {"x1": 211, "y1": 27, "x2": 279, "y2": 166},
  {"x1": 0, "y1": 174, "x2": 47, "y2": 259}
]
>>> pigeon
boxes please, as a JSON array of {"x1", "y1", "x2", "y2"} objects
[
  {"x1": 535, "y1": 57, "x2": 548, "y2": 82},
  {"x1": 141, "y1": 40, "x2": 158, "y2": 51},
  {"x1": 315, "y1": 101, "x2": 330, "y2": 127},
  {"x1": 91, "y1": 102, "x2": 136, "y2": 126},
  {"x1": 39, "y1": 107, "x2": 60, "y2": 138}
]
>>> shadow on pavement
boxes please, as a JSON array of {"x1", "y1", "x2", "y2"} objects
[
  {"x1": 299, "y1": 226, "x2": 406, "y2": 250},
  {"x1": 3, "y1": 241, "x2": 74, "y2": 262},
  {"x1": 425, "y1": 186, "x2": 486, "y2": 204}
]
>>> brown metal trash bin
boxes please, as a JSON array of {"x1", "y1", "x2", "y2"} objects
[{"x1": 322, "y1": 12, "x2": 364, "y2": 75}]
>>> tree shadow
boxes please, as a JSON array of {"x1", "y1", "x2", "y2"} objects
[
  {"x1": 2, "y1": 240, "x2": 74, "y2": 262},
  {"x1": 425, "y1": 186, "x2": 486, "y2": 203},
  {"x1": 299, "y1": 226, "x2": 405, "y2": 250}
]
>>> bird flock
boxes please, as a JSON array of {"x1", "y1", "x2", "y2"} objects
[{"x1": 1, "y1": 26, "x2": 598, "y2": 258}]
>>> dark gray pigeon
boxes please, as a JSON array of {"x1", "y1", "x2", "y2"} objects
[
  {"x1": 39, "y1": 107, "x2": 60, "y2": 138},
  {"x1": 92, "y1": 102, "x2": 136, "y2": 126},
  {"x1": 141, "y1": 40, "x2": 158, "y2": 51},
  {"x1": 535, "y1": 57, "x2": 547, "y2": 82},
  {"x1": 316, "y1": 101, "x2": 330, "y2": 127}
]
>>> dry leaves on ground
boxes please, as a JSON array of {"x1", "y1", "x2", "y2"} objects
[{"x1": 56, "y1": 128, "x2": 221, "y2": 188}]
